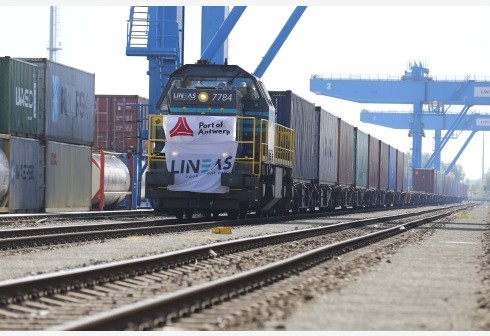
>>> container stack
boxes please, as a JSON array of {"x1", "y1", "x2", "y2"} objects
[
  {"x1": 0, "y1": 56, "x2": 95, "y2": 213},
  {"x1": 94, "y1": 95, "x2": 149, "y2": 208},
  {"x1": 0, "y1": 57, "x2": 43, "y2": 213},
  {"x1": 94, "y1": 95, "x2": 149, "y2": 153},
  {"x1": 24, "y1": 58, "x2": 95, "y2": 212}
]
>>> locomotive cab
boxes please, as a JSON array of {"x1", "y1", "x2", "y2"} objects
[{"x1": 146, "y1": 62, "x2": 294, "y2": 219}]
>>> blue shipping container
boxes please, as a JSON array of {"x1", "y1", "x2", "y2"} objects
[
  {"x1": 269, "y1": 91, "x2": 318, "y2": 183},
  {"x1": 388, "y1": 146, "x2": 397, "y2": 190}
]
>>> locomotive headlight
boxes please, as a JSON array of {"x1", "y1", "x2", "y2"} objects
[
  {"x1": 222, "y1": 152, "x2": 229, "y2": 158},
  {"x1": 172, "y1": 151, "x2": 179, "y2": 156},
  {"x1": 198, "y1": 91, "x2": 209, "y2": 103}
]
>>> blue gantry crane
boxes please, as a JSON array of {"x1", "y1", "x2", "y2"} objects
[
  {"x1": 310, "y1": 61, "x2": 490, "y2": 178},
  {"x1": 124, "y1": 6, "x2": 305, "y2": 207}
]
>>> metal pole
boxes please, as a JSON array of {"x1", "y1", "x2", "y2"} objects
[{"x1": 483, "y1": 131, "x2": 485, "y2": 199}]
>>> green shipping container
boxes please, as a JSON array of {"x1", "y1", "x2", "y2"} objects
[{"x1": 0, "y1": 57, "x2": 38, "y2": 136}]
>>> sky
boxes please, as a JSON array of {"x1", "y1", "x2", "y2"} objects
[{"x1": 1, "y1": 4, "x2": 489, "y2": 181}]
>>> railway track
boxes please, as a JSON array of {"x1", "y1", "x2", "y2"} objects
[
  {"x1": 0, "y1": 209, "x2": 156, "y2": 225},
  {"x1": 0, "y1": 204, "x2": 457, "y2": 251},
  {"x1": 0, "y1": 203, "x2": 472, "y2": 330}
]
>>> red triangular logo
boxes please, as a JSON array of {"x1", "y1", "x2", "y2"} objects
[{"x1": 169, "y1": 117, "x2": 194, "y2": 137}]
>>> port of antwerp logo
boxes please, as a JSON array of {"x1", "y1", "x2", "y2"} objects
[{"x1": 169, "y1": 117, "x2": 194, "y2": 137}]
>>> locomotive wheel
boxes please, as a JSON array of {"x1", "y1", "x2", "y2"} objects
[{"x1": 185, "y1": 210, "x2": 193, "y2": 219}]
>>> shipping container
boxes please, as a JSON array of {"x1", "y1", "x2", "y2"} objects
[
  {"x1": 413, "y1": 168, "x2": 436, "y2": 194},
  {"x1": 379, "y1": 141, "x2": 389, "y2": 190},
  {"x1": 435, "y1": 170, "x2": 444, "y2": 194},
  {"x1": 405, "y1": 154, "x2": 411, "y2": 191},
  {"x1": 269, "y1": 91, "x2": 318, "y2": 183},
  {"x1": 338, "y1": 118, "x2": 354, "y2": 186},
  {"x1": 0, "y1": 134, "x2": 43, "y2": 213},
  {"x1": 388, "y1": 146, "x2": 397, "y2": 190},
  {"x1": 0, "y1": 57, "x2": 39, "y2": 136},
  {"x1": 354, "y1": 127, "x2": 368, "y2": 188},
  {"x1": 95, "y1": 95, "x2": 149, "y2": 152},
  {"x1": 396, "y1": 150, "x2": 404, "y2": 191},
  {"x1": 45, "y1": 141, "x2": 91, "y2": 212},
  {"x1": 21, "y1": 58, "x2": 95, "y2": 146},
  {"x1": 317, "y1": 107, "x2": 338, "y2": 184},
  {"x1": 368, "y1": 135, "x2": 380, "y2": 189}
]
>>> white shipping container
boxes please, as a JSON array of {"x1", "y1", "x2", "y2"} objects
[
  {"x1": 45, "y1": 141, "x2": 91, "y2": 212},
  {"x1": 0, "y1": 134, "x2": 43, "y2": 213}
]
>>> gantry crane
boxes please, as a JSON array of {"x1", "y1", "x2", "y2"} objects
[{"x1": 310, "y1": 62, "x2": 490, "y2": 178}]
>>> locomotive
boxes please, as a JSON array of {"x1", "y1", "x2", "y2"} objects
[
  {"x1": 145, "y1": 61, "x2": 466, "y2": 219},
  {"x1": 145, "y1": 61, "x2": 294, "y2": 219}
]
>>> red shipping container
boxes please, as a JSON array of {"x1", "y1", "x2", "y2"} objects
[
  {"x1": 413, "y1": 168, "x2": 436, "y2": 194},
  {"x1": 379, "y1": 141, "x2": 389, "y2": 190},
  {"x1": 337, "y1": 118, "x2": 354, "y2": 186},
  {"x1": 94, "y1": 95, "x2": 148, "y2": 153}
]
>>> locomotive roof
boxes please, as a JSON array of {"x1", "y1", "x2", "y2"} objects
[{"x1": 169, "y1": 63, "x2": 254, "y2": 79}]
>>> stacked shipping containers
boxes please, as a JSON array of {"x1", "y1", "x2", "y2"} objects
[
  {"x1": 0, "y1": 57, "x2": 43, "y2": 213},
  {"x1": 94, "y1": 95, "x2": 149, "y2": 153},
  {"x1": 23, "y1": 58, "x2": 95, "y2": 212},
  {"x1": 0, "y1": 57, "x2": 95, "y2": 213}
]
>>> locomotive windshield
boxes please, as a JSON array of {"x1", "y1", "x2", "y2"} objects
[{"x1": 156, "y1": 63, "x2": 262, "y2": 113}]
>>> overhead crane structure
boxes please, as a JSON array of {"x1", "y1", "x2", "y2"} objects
[
  {"x1": 310, "y1": 62, "x2": 490, "y2": 177},
  {"x1": 124, "y1": 6, "x2": 306, "y2": 208}
]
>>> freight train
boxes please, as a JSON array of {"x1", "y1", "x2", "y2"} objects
[{"x1": 145, "y1": 61, "x2": 467, "y2": 219}]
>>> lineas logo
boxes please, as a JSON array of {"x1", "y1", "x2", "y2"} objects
[{"x1": 169, "y1": 117, "x2": 193, "y2": 137}]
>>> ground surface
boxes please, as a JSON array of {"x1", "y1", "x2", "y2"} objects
[{"x1": 262, "y1": 203, "x2": 490, "y2": 331}]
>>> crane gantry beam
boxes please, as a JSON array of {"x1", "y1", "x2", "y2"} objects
[{"x1": 310, "y1": 62, "x2": 490, "y2": 176}]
